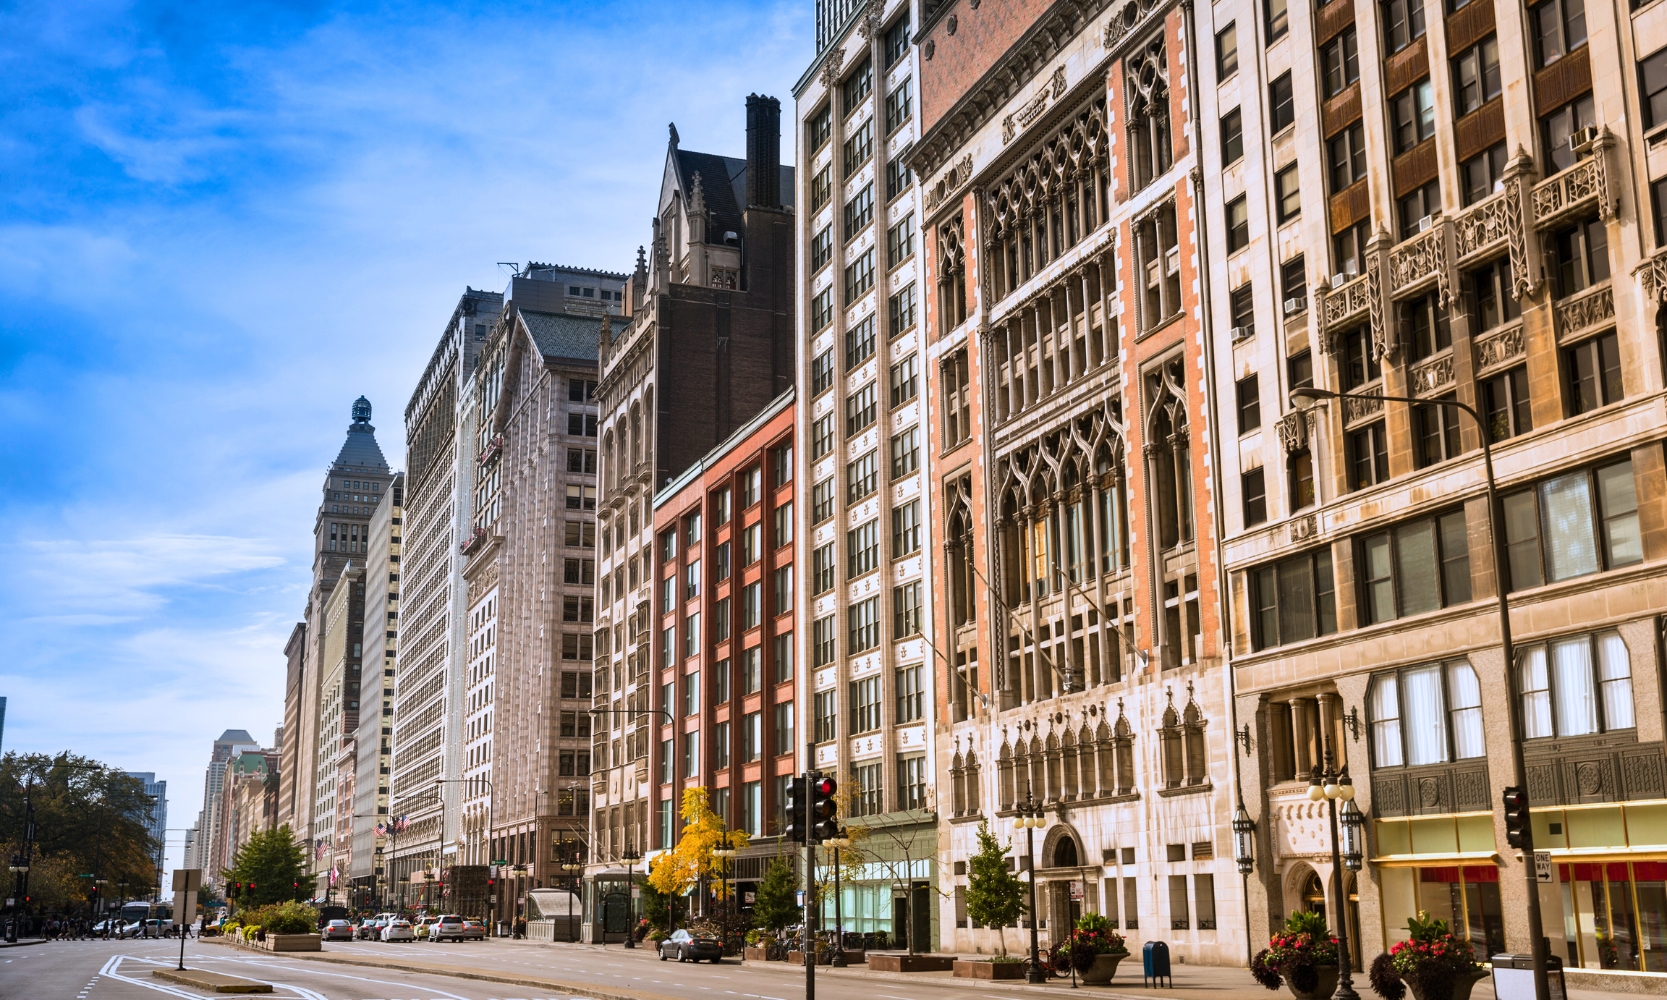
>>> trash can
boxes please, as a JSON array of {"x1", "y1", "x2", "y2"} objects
[
  {"x1": 1491, "y1": 953, "x2": 1566, "y2": 1000},
  {"x1": 1142, "y1": 940, "x2": 1172, "y2": 988}
]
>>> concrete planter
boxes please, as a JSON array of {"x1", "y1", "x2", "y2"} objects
[
  {"x1": 1080, "y1": 953, "x2": 1126, "y2": 985},
  {"x1": 743, "y1": 947, "x2": 778, "y2": 962},
  {"x1": 953, "y1": 960, "x2": 1026, "y2": 980},
  {"x1": 1288, "y1": 964, "x2": 1338, "y2": 1000},
  {"x1": 868, "y1": 954, "x2": 955, "y2": 973},
  {"x1": 260, "y1": 934, "x2": 321, "y2": 953}
]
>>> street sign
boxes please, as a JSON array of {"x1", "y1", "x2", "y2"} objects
[
  {"x1": 491, "y1": 859, "x2": 508, "y2": 866},
  {"x1": 1535, "y1": 851, "x2": 1553, "y2": 883}
]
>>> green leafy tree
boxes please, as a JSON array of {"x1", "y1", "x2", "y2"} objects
[
  {"x1": 752, "y1": 854, "x2": 799, "y2": 933},
  {"x1": 965, "y1": 821, "x2": 1026, "y2": 955},
  {"x1": 223, "y1": 825, "x2": 309, "y2": 908}
]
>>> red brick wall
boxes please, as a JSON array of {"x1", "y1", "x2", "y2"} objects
[{"x1": 918, "y1": 0, "x2": 1058, "y2": 135}]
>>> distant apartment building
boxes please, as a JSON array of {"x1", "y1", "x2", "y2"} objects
[
  {"x1": 392, "y1": 288, "x2": 501, "y2": 901},
  {"x1": 125, "y1": 772, "x2": 167, "y2": 890},
  {"x1": 314, "y1": 560, "x2": 365, "y2": 899},
  {"x1": 592, "y1": 98, "x2": 795, "y2": 903},
  {"x1": 650, "y1": 389, "x2": 796, "y2": 900},
  {"x1": 1196, "y1": 0, "x2": 1667, "y2": 986},
  {"x1": 462, "y1": 264, "x2": 618, "y2": 917},
  {"x1": 792, "y1": 0, "x2": 939, "y2": 950},
  {"x1": 199, "y1": 729, "x2": 258, "y2": 886}
]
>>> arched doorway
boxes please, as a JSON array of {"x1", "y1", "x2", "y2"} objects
[
  {"x1": 1052, "y1": 837, "x2": 1079, "y2": 868},
  {"x1": 1300, "y1": 870, "x2": 1327, "y2": 921}
]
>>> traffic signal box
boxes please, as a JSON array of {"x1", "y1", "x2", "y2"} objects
[
  {"x1": 1503, "y1": 786, "x2": 1530, "y2": 849},
  {"x1": 784, "y1": 776, "x2": 808, "y2": 843},
  {"x1": 811, "y1": 775, "x2": 839, "y2": 842}
]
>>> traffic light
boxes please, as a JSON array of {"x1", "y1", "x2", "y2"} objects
[
  {"x1": 783, "y1": 776, "x2": 808, "y2": 843},
  {"x1": 811, "y1": 775, "x2": 839, "y2": 842},
  {"x1": 1503, "y1": 786, "x2": 1530, "y2": 849}
]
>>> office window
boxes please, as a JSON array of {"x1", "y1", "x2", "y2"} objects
[
  {"x1": 1452, "y1": 36, "x2": 1501, "y2": 116},
  {"x1": 1392, "y1": 80, "x2": 1435, "y2": 153},
  {"x1": 813, "y1": 543, "x2": 835, "y2": 594},
  {"x1": 684, "y1": 612, "x2": 700, "y2": 657},
  {"x1": 1195, "y1": 875, "x2": 1217, "y2": 931},
  {"x1": 850, "y1": 675, "x2": 882, "y2": 734},
  {"x1": 844, "y1": 183, "x2": 875, "y2": 238},
  {"x1": 1322, "y1": 27, "x2": 1359, "y2": 97},
  {"x1": 1347, "y1": 422, "x2": 1390, "y2": 491},
  {"x1": 1329, "y1": 125, "x2": 1367, "y2": 192},
  {"x1": 1401, "y1": 293, "x2": 1450, "y2": 362},
  {"x1": 1359, "y1": 510, "x2": 1471, "y2": 625},
  {"x1": 811, "y1": 287, "x2": 833, "y2": 333},
  {"x1": 773, "y1": 445, "x2": 793, "y2": 486},
  {"x1": 849, "y1": 596, "x2": 881, "y2": 653},
  {"x1": 714, "y1": 542, "x2": 731, "y2": 583},
  {"x1": 1225, "y1": 197, "x2": 1249, "y2": 252},
  {"x1": 560, "y1": 633, "x2": 593, "y2": 661},
  {"x1": 842, "y1": 118, "x2": 873, "y2": 175},
  {"x1": 893, "y1": 581, "x2": 923, "y2": 637},
  {"x1": 1414, "y1": 394, "x2": 1464, "y2": 468},
  {"x1": 1275, "y1": 165, "x2": 1301, "y2": 222},
  {"x1": 566, "y1": 484, "x2": 597, "y2": 510},
  {"x1": 848, "y1": 520, "x2": 880, "y2": 577},
  {"x1": 1221, "y1": 108, "x2": 1243, "y2": 166},
  {"x1": 1229, "y1": 284, "x2": 1254, "y2": 339},
  {"x1": 896, "y1": 663, "x2": 924, "y2": 722},
  {"x1": 1503, "y1": 457, "x2": 1640, "y2": 590},
  {"x1": 1136, "y1": 204, "x2": 1183, "y2": 328},
  {"x1": 846, "y1": 451, "x2": 878, "y2": 503},
  {"x1": 1249, "y1": 548, "x2": 1338, "y2": 650},
  {"x1": 890, "y1": 353, "x2": 918, "y2": 406},
  {"x1": 1644, "y1": 48, "x2": 1667, "y2": 129},
  {"x1": 1383, "y1": 0, "x2": 1426, "y2": 54},
  {"x1": 1550, "y1": 217, "x2": 1609, "y2": 299},
  {"x1": 1539, "y1": 95, "x2": 1595, "y2": 174},
  {"x1": 713, "y1": 720, "x2": 731, "y2": 769},
  {"x1": 1481, "y1": 367, "x2": 1532, "y2": 443},
  {"x1": 814, "y1": 689, "x2": 838, "y2": 742},
  {"x1": 888, "y1": 282, "x2": 917, "y2": 334},
  {"x1": 1288, "y1": 349, "x2": 1313, "y2": 389},
  {"x1": 773, "y1": 701, "x2": 794, "y2": 755},
  {"x1": 773, "y1": 504, "x2": 793, "y2": 549},
  {"x1": 1242, "y1": 469, "x2": 1268, "y2": 527},
  {"x1": 811, "y1": 351, "x2": 835, "y2": 400},
  {"x1": 1530, "y1": 0, "x2": 1587, "y2": 70},
  {"x1": 566, "y1": 413, "x2": 598, "y2": 436},
  {"x1": 1217, "y1": 23, "x2": 1238, "y2": 78},
  {"x1": 1369, "y1": 660, "x2": 1487, "y2": 768},
  {"x1": 774, "y1": 633, "x2": 794, "y2": 683},
  {"x1": 1341, "y1": 326, "x2": 1380, "y2": 392},
  {"x1": 1265, "y1": 0, "x2": 1288, "y2": 40},
  {"x1": 885, "y1": 79, "x2": 912, "y2": 134},
  {"x1": 892, "y1": 499, "x2": 921, "y2": 556},
  {"x1": 1460, "y1": 144, "x2": 1507, "y2": 206},
  {"x1": 661, "y1": 627, "x2": 674, "y2": 668},
  {"x1": 841, "y1": 57, "x2": 872, "y2": 114},
  {"x1": 898, "y1": 755, "x2": 927, "y2": 810},
  {"x1": 1289, "y1": 449, "x2": 1316, "y2": 511},
  {"x1": 808, "y1": 104, "x2": 831, "y2": 152},
  {"x1": 885, "y1": 155, "x2": 912, "y2": 203},
  {"x1": 741, "y1": 582, "x2": 761, "y2": 630},
  {"x1": 659, "y1": 738, "x2": 673, "y2": 784},
  {"x1": 713, "y1": 598, "x2": 731, "y2": 642},
  {"x1": 1269, "y1": 73, "x2": 1295, "y2": 132},
  {"x1": 1520, "y1": 630, "x2": 1633, "y2": 739},
  {"x1": 890, "y1": 427, "x2": 919, "y2": 480},
  {"x1": 741, "y1": 523, "x2": 761, "y2": 565},
  {"x1": 884, "y1": 12, "x2": 910, "y2": 66},
  {"x1": 1564, "y1": 332, "x2": 1623, "y2": 416},
  {"x1": 740, "y1": 712, "x2": 762, "y2": 763},
  {"x1": 683, "y1": 731, "x2": 699, "y2": 777},
  {"x1": 684, "y1": 671, "x2": 700, "y2": 716},
  {"x1": 773, "y1": 565, "x2": 793, "y2": 616},
  {"x1": 852, "y1": 762, "x2": 882, "y2": 816},
  {"x1": 847, "y1": 318, "x2": 880, "y2": 374},
  {"x1": 1334, "y1": 221, "x2": 1370, "y2": 280},
  {"x1": 811, "y1": 163, "x2": 832, "y2": 210},
  {"x1": 1281, "y1": 255, "x2": 1307, "y2": 314},
  {"x1": 1651, "y1": 178, "x2": 1667, "y2": 247},
  {"x1": 1397, "y1": 181, "x2": 1441, "y2": 240},
  {"x1": 846, "y1": 381, "x2": 878, "y2": 436},
  {"x1": 942, "y1": 349, "x2": 972, "y2": 445},
  {"x1": 1236, "y1": 375, "x2": 1261, "y2": 434},
  {"x1": 811, "y1": 225, "x2": 833, "y2": 272},
  {"x1": 813, "y1": 614, "x2": 837, "y2": 667},
  {"x1": 812, "y1": 478, "x2": 835, "y2": 524},
  {"x1": 811, "y1": 413, "x2": 833, "y2": 460},
  {"x1": 1465, "y1": 258, "x2": 1517, "y2": 334},
  {"x1": 845, "y1": 247, "x2": 876, "y2": 303},
  {"x1": 887, "y1": 213, "x2": 916, "y2": 268}
]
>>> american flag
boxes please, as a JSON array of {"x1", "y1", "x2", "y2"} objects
[{"x1": 394, "y1": 815, "x2": 410, "y2": 832}]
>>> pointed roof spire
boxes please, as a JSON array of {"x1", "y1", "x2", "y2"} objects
[
  {"x1": 331, "y1": 396, "x2": 390, "y2": 472},
  {"x1": 668, "y1": 122, "x2": 680, "y2": 147}
]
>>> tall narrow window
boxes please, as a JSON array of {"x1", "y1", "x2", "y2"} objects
[{"x1": 1127, "y1": 40, "x2": 1172, "y2": 191}]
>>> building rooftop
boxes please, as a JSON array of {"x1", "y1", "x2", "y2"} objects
[
  {"x1": 520, "y1": 308, "x2": 603, "y2": 366},
  {"x1": 330, "y1": 397, "x2": 391, "y2": 473}
]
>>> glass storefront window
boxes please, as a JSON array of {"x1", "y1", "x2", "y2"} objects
[
  {"x1": 1416, "y1": 866, "x2": 1504, "y2": 962},
  {"x1": 1560, "y1": 862, "x2": 1667, "y2": 972}
]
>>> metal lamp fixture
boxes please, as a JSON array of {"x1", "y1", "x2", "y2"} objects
[
  {"x1": 1016, "y1": 787, "x2": 1048, "y2": 984},
  {"x1": 1340, "y1": 800, "x2": 1365, "y2": 872},
  {"x1": 1231, "y1": 803, "x2": 1255, "y2": 876}
]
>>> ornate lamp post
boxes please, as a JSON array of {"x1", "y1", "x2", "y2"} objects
[
  {"x1": 1309, "y1": 757, "x2": 1359, "y2": 1000},
  {"x1": 1015, "y1": 786, "x2": 1048, "y2": 984},
  {"x1": 712, "y1": 844, "x2": 736, "y2": 957},
  {"x1": 1232, "y1": 801, "x2": 1256, "y2": 966},
  {"x1": 823, "y1": 830, "x2": 850, "y2": 967},
  {"x1": 621, "y1": 846, "x2": 641, "y2": 949}
]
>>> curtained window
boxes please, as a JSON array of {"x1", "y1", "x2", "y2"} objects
[
  {"x1": 1519, "y1": 631, "x2": 1634, "y2": 738},
  {"x1": 1369, "y1": 661, "x2": 1486, "y2": 768}
]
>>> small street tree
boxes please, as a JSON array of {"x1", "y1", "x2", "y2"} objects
[
  {"x1": 222, "y1": 824, "x2": 309, "y2": 908},
  {"x1": 965, "y1": 820, "x2": 1026, "y2": 955},
  {"x1": 646, "y1": 788, "x2": 749, "y2": 912},
  {"x1": 752, "y1": 854, "x2": 799, "y2": 933}
]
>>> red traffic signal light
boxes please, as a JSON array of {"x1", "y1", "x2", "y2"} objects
[
  {"x1": 811, "y1": 775, "x2": 839, "y2": 842},
  {"x1": 813, "y1": 776, "x2": 837, "y2": 798}
]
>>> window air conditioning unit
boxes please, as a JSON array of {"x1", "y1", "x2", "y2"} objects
[
  {"x1": 1418, "y1": 214, "x2": 1436, "y2": 233},
  {"x1": 1283, "y1": 297, "x2": 1306, "y2": 316},
  {"x1": 1570, "y1": 126, "x2": 1599, "y2": 154},
  {"x1": 1331, "y1": 269, "x2": 1356, "y2": 288},
  {"x1": 1230, "y1": 325, "x2": 1254, "y2": 342}
]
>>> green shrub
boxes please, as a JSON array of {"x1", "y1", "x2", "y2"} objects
[{"x1": 239, "y1": 901, "x2": 318, "y2": 935}]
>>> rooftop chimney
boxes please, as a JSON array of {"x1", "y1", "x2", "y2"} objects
[{"x1": 745, "y1": 94, "x2": 782, "y2": 209}]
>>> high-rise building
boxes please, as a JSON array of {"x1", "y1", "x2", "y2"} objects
[
  {"x1": 592, "y1": 98, "x2": 795, "y2": 902},
  {"x1": 125, "y1": 772, "x2": 167, "y2": 891},
  {"x1": 907, "y1": 0, "x2": 1240, "y2": 964},
  {"x1": 181, "y1": 824, "x2": 198, "y2": 873},
  {"x1": 462, "y1": 264, "x2": 618, "y2": 918},
  {"x1": 1198, "y1": 0, "x2": 1667, "y2": 986},
  {"x1": 352, "y1": 472, "x2": 403, "y2": 907},
  {"x1": 391, "y1": 288, "x2": 502, "y2": 901},
  {"x1": 199, "y1": 729, "x2": 258, "y2": 886},
  {"x1": 314, "y1": 560, "x2": 366, "y2": 899}
]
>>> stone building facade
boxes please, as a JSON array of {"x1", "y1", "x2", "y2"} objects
[
  {"x1": 591, "y1": 99, "x2": 796, "y2": 881},
  {"x1": 911, "y1": 0, "x2": 1243, "y2": 966},
  {"x1": 1198, "y1": 0, "x2": 1667, "y2": 985},
  {"x1": 351, "y1": 472, "x2": 402, "y2": 907},
  {"x1": 392, "y1": 289, "x2": 500, "y2": 900},
  {"x1": 650, "y1": 390, "x2": 796, "y2": 906},
  {"x1": 791, "y1": 0, "x2": 941, "y2": 950},
  {"x1": 461, "y1": 265, "x2": 618, "y2": 919}
]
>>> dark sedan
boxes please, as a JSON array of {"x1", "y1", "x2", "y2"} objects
[{"x1": 658, "y1": 928, "x2": 723, "y2": 963}]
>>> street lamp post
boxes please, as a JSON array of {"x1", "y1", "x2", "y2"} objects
[
  {"x1": 1232, "y1": 801, "x2": 1256, "y2": 967},
  {"x1": 1290, "y1": 386, "x2": 1548, "y2": 1000},
  {"x1": 823, "y1": 830, "x2": 850, "y2": 967},
  {"x1": 1015, "y1": 785, "x2": 1048, "y2": 984},
  {"x1": 621, "y1": 846, "x2": 641, "y2": 949},
  {"x1": 1309, "y1": 755, "x2": 1361, "y2": 1000},
  {"x1": 711, "y1": 844, "x2": 736, "y2": 958}
]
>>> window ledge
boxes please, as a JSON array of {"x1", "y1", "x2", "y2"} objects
[{"x1": 1157, "y1": 781, "x2": 1214, "y2": 798}]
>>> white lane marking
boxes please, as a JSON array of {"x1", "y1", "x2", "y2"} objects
[{"x1": 182, "y1": 953, "x2": 477, "y2": 1000}]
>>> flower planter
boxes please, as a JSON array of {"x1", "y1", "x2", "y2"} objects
[
  {"x1": 743, "y1": 947, "x2": 771, "y2": 962},
  {"x1": 1407, "y1": 970, "x2": 1487, "y2": 1000},
  {"x1": 1287, "y1": 964, "x2": 1338, "y2": 1000},
  {"x1": 1080, "y1": 953, "x2": 1125, "y2": 985},
  {"x1": 953, "y1": 960, "x2": 1025, "y2": 980},
  {"x1": 867, "y1": 954, "x2": 956, "y2": 973},
  {"x1": 242, "y1": 933, "x2": 320, "y2": 952}
]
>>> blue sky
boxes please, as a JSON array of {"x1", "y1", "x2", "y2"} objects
[{"x1": 0, "y1": 0, "x2": 808, "y2": 877}]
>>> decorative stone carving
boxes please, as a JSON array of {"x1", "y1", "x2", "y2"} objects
[
  {"x1": 1554, "y1": 281, "x2": 1614, "y2": 339},
  {"x1": 1502, "y1": 146, "x2": 1538, "y2": 299},
  {"x1": 1103, "y1": 0, "x2": 1165, "y2": 51},
  {"x1": 1343, "y1": 391, "x2": 1384, "y2": 424},
  {"x1": 1289, "y1": 514, "x2": 1319, "y2": 543},
  {"x1": 1409, "y1": 353, "x2": 1455, "y2": 397},
  {"x1": 925, "y1": 154, "x2": 975, "y2": 213},
  {"x1": 1635, "y1": 247, "x2": 1667, "y2": 301},
  {"x1": 1418, "y1": 777, "x2": 1442, "y2": 809},
  {"x1": 819, "y1": 45, "x2": 846, "y2": 89},
  {"x1": 1276, "y1": 410, "x2": 1308, "y2": 453},
  {"x1": 1576, "y1": 761, "x2": 1604, "y2": 797},
  {"x1": 1473, "y1": 322, "x2": 1525, "y2": 372},
  {"x1": 1452, "y1": 191, "x2": 1511, "y2": 261},
  {"x1": 1051, "y1": 66, "x2": 1067, "y2": 99},
  {"x1": 1319, "y1": 275, "x2": 1371, "y2": 348},
  {"x1": 1532, "y1": 127, "x2": 1616, "y2": 229},
  {"x1": 986, "y1": 101, "x2": 1107, "y2": 237},
  {"x1": 1365, "y1": 231, "x2": 1390, "y2": 361},
  {"x1": 1388, "y1": 222, "x2": 1451, "y2": 306}
]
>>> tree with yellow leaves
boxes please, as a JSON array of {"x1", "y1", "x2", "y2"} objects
[{"x1": 646, "y1": 787, "x2": 749, "y2": 902}]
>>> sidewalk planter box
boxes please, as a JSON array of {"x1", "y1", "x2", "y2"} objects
[
  {"x1": 1081, "y1": 953, "x2": 1125, "y2": 985},
  {"x1": 787, "y1": 950, "x2": 828, "y2": 966},
  {"x1": 953, "y1": 960, "x2": 1025, "y2": 980},
  {"x1": 868, "y1": 954, "x2": 955, "y2": 973},
  {"x1": 836, "y1": 950, "x2": 866, "y2": 964},
  {"x1": 744, "y1": 947, "x2": 782, "y2": 962},
  {"x1": 261, "y1": 934, "x2": 321, "y2": 953}
]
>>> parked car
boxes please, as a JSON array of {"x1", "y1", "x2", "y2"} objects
[
  {"x1": 460, "y1": 919, "x2": 487, "y2": 941},
  {"x1": 357, "y1": 917, "x2": 385, "y2": 940},
  {"x1": 430, "y1": 914, "x2": 468, "y2": 943},
  {"x1": 658, "y1": 928, "x2": 722, "y2": 963},
  {"x1": 381, "y1": 919, "x2": 415, "y2": 942},
  {"x1": 321, "y1": 919, "x2": 355, "y2": 941}
]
